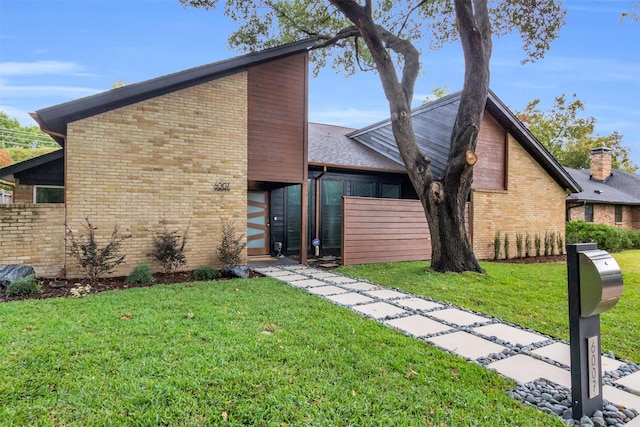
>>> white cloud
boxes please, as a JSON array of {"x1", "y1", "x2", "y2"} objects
[
  {"x1": 0, "y1": 60, "x2": 88, "y2": 76},
  {"x1": 0, "y1": 82, "x2": 101, "y2": 98}
]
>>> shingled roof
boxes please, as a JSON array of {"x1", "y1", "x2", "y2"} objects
[
  {"x1": 308, "y1": 123, "x2": 405, "y2": 172},
  {"x1": 32, "y1": 39, "x2": 317, "y2": 145},
  {"x1": 348, "y1": 90, "x2": 581, "y2": 193},
  {"x1": 566, "y1": 167, "x2": 640, "y2": 205}
]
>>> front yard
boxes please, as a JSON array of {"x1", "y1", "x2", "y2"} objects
[{"x1": 1, "y1": 276, "x2": 563, "y2": 426}]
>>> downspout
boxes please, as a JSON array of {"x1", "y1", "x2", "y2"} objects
[{"x1": 314, "y1": 166, "x2": 327, "y2": 257}]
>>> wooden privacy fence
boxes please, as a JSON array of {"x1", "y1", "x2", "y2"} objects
[
  {"x1": 341, "y1": 197, "x2": 469, "y2": 266},
  {"x1": 0, "y1": 189, "x2": 12, "y2": 204}
]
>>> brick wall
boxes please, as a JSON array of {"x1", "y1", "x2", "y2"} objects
[
  {"x1": 0, "y1": 204, "x2": 65, "y2": 277},
  {"x1": 65, "y1": 73, "x2": 248, "y2": 277},
  {"x1": 472, "y1": 135, "x2": 567, "y2": 259},
  {"x1": 568, "y1": 203, "x2": 639, "y2": 230}
]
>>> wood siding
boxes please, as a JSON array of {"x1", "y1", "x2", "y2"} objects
[
  {"x1": 342, "y1": 197, "x2": 469, "y2": 265},
  {"x1": 474, "y1": 113, "x2": 506, "y2": 190},
  {"x1": 248, "y1": 53, "x2": 307, "y2": 183}
]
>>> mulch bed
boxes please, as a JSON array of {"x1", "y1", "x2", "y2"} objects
[
  {"x1": 1, "y1": 270, "x2": 263, "y2": 303},
  {"x1": 494, "y1": 254, "x2": 567, "y2": 264}
]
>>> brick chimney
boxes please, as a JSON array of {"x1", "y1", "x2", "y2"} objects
[{"x1": 590, "y1": 147, "x2": 612, "y2": 181}]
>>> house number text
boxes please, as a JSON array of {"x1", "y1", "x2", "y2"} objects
[
  {"x1": 587, "y1": 335, "x2": 600, "y2": 398},
  {"x1": 214, "y1": 182, "x2": 231, "y2": 192}
]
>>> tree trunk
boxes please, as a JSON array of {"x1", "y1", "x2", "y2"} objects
[{"x1": 330, "y1": 0, "x2": 491, "y2": 273}]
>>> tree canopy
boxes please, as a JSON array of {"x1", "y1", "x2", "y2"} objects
[
  {"x1": 0, "y1": 111, "x2": 60, "y2": 166},
  {"x1": 181, "y1": 0, "x2": 566, "y2": 273},
  {"x1": 516, "y1": 94, "x2": 637, "y2": 173}
]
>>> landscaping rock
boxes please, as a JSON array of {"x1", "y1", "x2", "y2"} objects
[
  {"x1": 221, "y1": 265, "x2": 249, "y2": 279},
  {"x1": 0, "y1": 265, "x2": 35, "y2": 288}
]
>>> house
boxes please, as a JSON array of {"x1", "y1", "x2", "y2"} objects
[
  {"x1": 566, "y1": 147, "x2": 640, "y2": 229},
  {"x1": 0, "y1": 41, "x2": 581, "y2": 277}
]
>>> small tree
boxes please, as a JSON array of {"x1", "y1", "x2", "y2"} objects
[
  {"x1": 148, "y1": 219, "x2": 189, "y2": 273},
  {"x1": 493, "y1": 231, "x2": 501, "y2": 261},
  {"x1": 66, "y1": 218, "x2": 128, "y2": 281},
  {"x1": 557, "y1": 233, "x2": 564, "y2": 255},
  {"x1": 525, "y1": 234, "x2": 532, "y2": 258},
  {"x1": 217, "y1": 219, "x2": 246, "y2": 266},
  {"x1": 503, "y1": 233, "x2": 510, "y2": 260},
  {"x1": 534, "y1": 233, "x2": 542, "y2": 257},
  {"x1": 516, "y1": 233, "x2": 523, "y2": 259}
]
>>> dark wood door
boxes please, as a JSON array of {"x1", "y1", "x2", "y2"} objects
[{"x1": 247, "y1": 191, "x2": 270, "y2": 256}]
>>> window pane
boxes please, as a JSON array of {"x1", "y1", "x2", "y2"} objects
[
  {"x1": 352, "y1": 181, "x2": 374, "y2": 197},
  {"x1": 35, "y1": 187, "x2": 64, "y2": 203},
  {"x1": 615, "y1": 205, "x2": 622, "y2": 222},
  {"x1": 321, "y1": 180, "x2": 343, "y2": 249},
  {"x1": 286, "y1": 185, "x2": 301, "y2": 251},
  {"x1": 585, "y1": 204, "x2": 594, "y2": 222},
  {"x1": 381, "y1": 183, "x2": 400, "y2": 199}
]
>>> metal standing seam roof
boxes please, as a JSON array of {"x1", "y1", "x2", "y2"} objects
[
  {"x1": 308, "y1": 122, "x2": 406, "y2": 172},
  {"x1": 348, "y1": 90, "x2": 581, "y2": 193},
  {"x1": 32, "y1": 38, "x2": 318, "y2": 145},
  {"x1": 565, "y1": 167, "x2": 640, "y2": 205}
]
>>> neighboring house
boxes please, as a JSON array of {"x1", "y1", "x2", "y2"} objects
[
  {"x1": 0, "y1": 41, "x2": 580, "y2": 277},
  {"x1": 566, "y1": 147, "x2": 640, "y2": 229}
]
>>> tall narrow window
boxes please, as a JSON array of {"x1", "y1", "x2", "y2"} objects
[
  {"x1": 585, "y1": 204, "x2": 594, "y2": 222},
  {"x1": 615, "y1": 205, "x2": 623, "y2": 223},
  {"x1": 285, "y1": 185, "x2": 301, "y2": 251},
  {"x1": 321, "y1": 180, "x2": 344, "y2": 249}
]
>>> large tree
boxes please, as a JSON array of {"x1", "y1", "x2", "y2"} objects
[
  {"x1": 517, "y1": 94, "x2": 637, "y2": 173},
  {"x1": 181, "y1": 0, "x2": 565, "y2": 273},
  {"x1": 0, "y1": 111, "x2": 60, "y2": 165}
]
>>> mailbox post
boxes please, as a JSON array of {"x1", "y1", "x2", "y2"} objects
[{"x1": 567, "y1": 243, "x2": 624, "y2": 420}]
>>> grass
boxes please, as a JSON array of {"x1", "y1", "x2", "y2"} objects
[
  {"x1": 338, "y1": 250, "x2": 640, "y2": 362},
  {"x1": 0, "y1": 278, "x2": 564, "y2": 426}
]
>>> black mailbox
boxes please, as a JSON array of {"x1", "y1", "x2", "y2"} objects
[{"x1": 578, "y1": 249, "x2": 624, "y2": 317}]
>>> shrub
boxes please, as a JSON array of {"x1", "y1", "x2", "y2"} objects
[
  {"x1": 557, "y1": 234, "x2": 564, "y2": 255},
  {"x1": 5, "y1": 274, "x2": 40, "y2": 297},
  {"x1": 493, "y1": 231, "x2": 501, "y2": 260},
  {"x1": 194, "y1": 265, "x2": 220, "y2": 281},
  {"x1": 126, "y1": 264, "x2": 154, "y2": 284},
  {"x1": 525, "y1": 234, "x2": 532, "y2": 258},
  {"x1": 503, "y1": 233, "x2": 510, "y2": 259},
  {"x1": 67, "y1": 218, "x2": 128, "y2": 281},
  {"x1": 148, "y1": 219, "x2": 189, "y2": 273},
  {"x1": 534, "y1": 233, "x2": 541, "y2": 257},
  {"x1": 515, "y1": 233, "x2": 523, "y2": 259},
  {"x1": 217, "y1": 219, "x2": 247, "y2": 266},
  {"x1": 565, "y1": 220, "x2": 640, "y2": 252},
  {"x1": 549, "y1": 231, "x2": 557, "y2": 256}
]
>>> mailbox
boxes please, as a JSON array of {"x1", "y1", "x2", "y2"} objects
[{"x1": 578, "y1": 250, "x2": 623, "y2": 317}]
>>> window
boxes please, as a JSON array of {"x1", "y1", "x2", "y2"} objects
[
  {"x1": 615, "y1": 205, "x2": 623, "y2": 223},
  {"x1": 34, "y1": 186, "x2": 64, "y2": 203},
  {"x1": 584, "y1": 204, "x2": 594, "y2": 222},
  {"x1": 321, "y1": 180, "x2": 344, "y2": 249},
  {"x1": 285, "y1": 185, "x2": 301, "y2": 251},
  {"x1": 381, "y1": 183, "x2": 400, "y2": 199},
  {"x1": 352, "y1": 181, "x2": 374, "y2": 197}
]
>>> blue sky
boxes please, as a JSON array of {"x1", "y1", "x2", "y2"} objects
[{"x1": 1, "y1": 0, "x2": 639, "y2": 167}]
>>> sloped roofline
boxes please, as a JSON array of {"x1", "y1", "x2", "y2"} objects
[
  {"x1": 0, "y1": 149, "x2": 64, "y2": 179},
  {"x1": 32, "y1": 38, "x2": 317, "y2": 145},
  {"x1": 348, "y1": 89, "x2": 581, "y2": 193}
]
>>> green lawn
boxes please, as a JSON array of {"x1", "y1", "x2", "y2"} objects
[
  {"x1": 338, "y1": 250, "x2": 640, "y2": 362},
  {"x1": 0, "y1": 278, "x2": 563, "y2": 426}
]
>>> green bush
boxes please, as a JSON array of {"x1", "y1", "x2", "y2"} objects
[
  {"x1": 194, "y1": 265, "x2": 220, "y2": 281},
  {"x1": 148, "y1": 219, "x2": 189, "y2": 273},
  {"x1": 6, "y1": 274, "x2": 41, "y2": 297},
  {"x1": 515, "y1": 233, "x2": 523, "y2": 259},
  {"x1": 525, "y1": 234, "x2": 532, "y2": 258},
  {"x1": 493, "y1": 231, "x2": 501, "y2": 260},
  {"x1": 126, "y1": 264, "x2": 154, "y2": 284},
  {"x1": 503, "y1": 233, "x2": 510, "y2": 259},
  {"x1": 565, "y1": 220, "x2": 640, "y2": 252},
  {"x1": 217, "y1": 219, "x2": 247, "y2": 266},
  {"x1": 534, "y1": 233, "x2": 541, "y2": 257}
]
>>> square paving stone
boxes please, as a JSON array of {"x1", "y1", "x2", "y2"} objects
[
  {"x1": 487, "y1": 354, "x2": 571, "y2": 388},
  {"x1": 626, "y1": 416, "x2": 640, "y2": 427},
  {"x1": 341, "y1": 282, "x2": 380, "y2": 292},
  {"x1": 309, "y1": 272, "x2": 340, "y2": 279},
  {"x1": 473, "y1": 323, "x2": 547, "y2": 346},
  {"x1": 325, "y1": 293, "x2": 374, "y2": 306},
  {"x1": 365, "y1": 289, "x2": 407, "y2": 300},
  {"x1": 288, "y1": 279, "x2": 329, "y2": 288},
  {"x1": 532, "y1": 342, "x2": 624, "y2": 372},
  {"x1": 615, "y1": 371, "x2": 640, "y2": 394},
  {"x1": 428, "y1": 308, "x2": 490, "y2": 326},
  {"x1": 428, "y1": 331, "x2": 506, "y2": 360},
  {"x1": 603, "y1": 385, "x2": 640, "y2": 412},
  {"x1": 386, "y1": 315, "x2": 451, "y2": 336},
  {"x1": 307, "y1": 285, "x2": 348, "y2": 296},
  {"x1": 281, "y1": 274, "x2": 310, "y2": 282},
  {"x1": 325, "y1": 276, "x2": 359, "y2": 284},
  {"x1": 263, "y1": 270, "x2": 298, "y2": 278},
  {"x1": 353, "y1": 302, "x2": 407, "y2": 319},
  {"x1": 398, "y1": 298, "x2": 442, "y2": 312}
]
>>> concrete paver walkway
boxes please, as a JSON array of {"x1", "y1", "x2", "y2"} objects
[{"x1": 253, "y1": 264, "x2": 640, "y2": 418}]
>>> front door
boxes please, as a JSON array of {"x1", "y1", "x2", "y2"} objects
[{"x1": 247, "y1": 191, "x2": 270, "y2": 256}]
